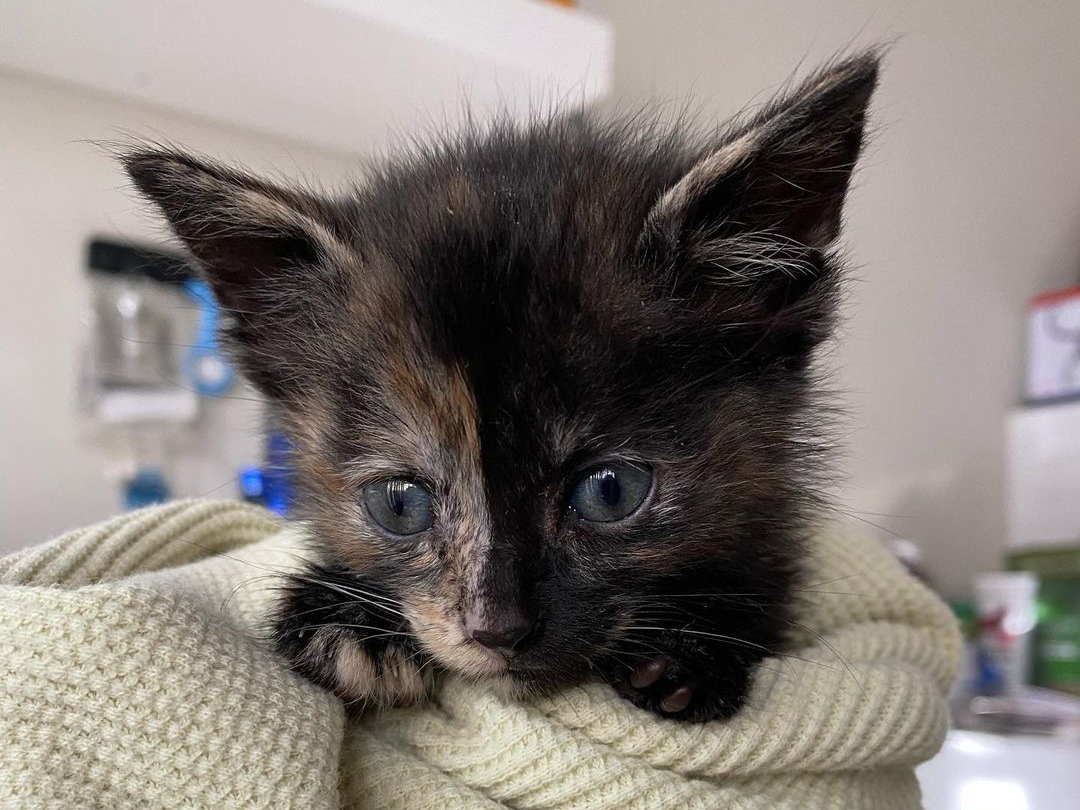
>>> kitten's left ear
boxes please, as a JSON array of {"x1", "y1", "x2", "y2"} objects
[{"x1": 642, "y1": 52, "x2": 879, "y2": 353}]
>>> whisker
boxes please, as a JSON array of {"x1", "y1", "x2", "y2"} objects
[
  {"x1": 310, "y1": 578, "x2": 402, "y2": 605},
  {"x1": 623, "y1": 625, "x2": 842, "y2": 674},
  {"x1": 286, "y1": 577, "x2": 408, "y2": 620},
  {"x1": 782, "y1": 618, "x2": 864, "y2": 693},
  {"x1": 276, "y1": 599, "x2": 401, "y2": 624},
  {"x1": 288, "y1": 623, "x2": 416, "y2": 653},
  {"x1": 217, "y1": 573, "x2": 282, "y2": 615},
  {"x1": 624, "y1": 625, "x2": 772, "y2": 654}
]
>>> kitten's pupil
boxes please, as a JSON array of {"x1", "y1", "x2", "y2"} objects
[
  {"x1": 599, "y1": 471, "x2": 621, "y2": 505},
  {"x1": 387, "y1": 481, "x2": 408, "y2": 516}
]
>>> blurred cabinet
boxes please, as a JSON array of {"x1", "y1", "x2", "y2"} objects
[{"x1": 1006, "y1": 401, "x2": 1080, "y2": 548}]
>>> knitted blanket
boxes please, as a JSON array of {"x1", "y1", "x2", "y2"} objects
[{"x1": 0, "y1": 500, "x2": 959, "y2": 810}]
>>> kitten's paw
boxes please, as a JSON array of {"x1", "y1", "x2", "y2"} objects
[
  {"x1": 300, "y1": 626, "x2": 432, "y2": 708},
  {"x1": 272, "y1": 571, "x2": 433, "y2": 709},
  {"x1": 611, "y1": 656, "x2": 745, "y2": 722}
]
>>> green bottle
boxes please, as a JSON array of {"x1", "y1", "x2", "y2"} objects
[{"x1": 1008, "y1": 548, "x2": 1080, "y2": 695}]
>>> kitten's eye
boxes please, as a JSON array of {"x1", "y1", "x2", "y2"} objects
[
  {"x1": 363, "y1": 479, "x2": 433, "y2": 535},
  {"x1": 568, "y1": 463, "x2": 652, "y2": 523}
]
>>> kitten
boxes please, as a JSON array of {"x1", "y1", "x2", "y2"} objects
[{"x1": 124, "y1": 52, "x2": 877, "y2": 722}]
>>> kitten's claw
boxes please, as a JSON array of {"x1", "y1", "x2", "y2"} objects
[
  {"x1": 659, "y1": 683, "x2": 694, "y2": 713},
  {"x1": 613, "y1": 655, "x2": 739, "y2": 722},
  {"x1": 629, "y1": 657, "x2": 668, "y2": 688}
]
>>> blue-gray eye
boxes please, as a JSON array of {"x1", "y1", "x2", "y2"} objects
[
  {"x1": 363, "y1": 479, "x2": 433, "y2": 535},
  {"x1": 568, "y1": 463, "x2": 652, "y2": 523}
]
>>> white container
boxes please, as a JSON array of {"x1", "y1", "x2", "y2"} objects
[{"x1": 973, "y1": 572, "x2": 1039, "y2": 695}]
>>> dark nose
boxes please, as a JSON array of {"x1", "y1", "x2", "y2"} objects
[{"x1": 465, "y1": 608, "x2": 538, "y2": 657}]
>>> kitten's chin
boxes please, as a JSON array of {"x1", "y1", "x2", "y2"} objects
[
  {"x1": 479, "y1": 669, "x2": 561, "y2": 703},
  {"x1": 426, "y1": 643, "x2": 593, "y2": 699},
  {"x1": 489, "y1": 672, "x2": 544, "y2": 701},
  {"x1": 498, "y1": 656, "x2": 592, "y2": 698}
]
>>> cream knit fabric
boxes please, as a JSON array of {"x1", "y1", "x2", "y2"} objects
[{"x1": 0, "y1": 500, "x2": 959, "y2": 810}]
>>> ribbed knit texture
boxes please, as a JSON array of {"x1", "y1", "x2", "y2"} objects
[{"x1": 0, "y1": 500, "x2": 960, "y2": 809}]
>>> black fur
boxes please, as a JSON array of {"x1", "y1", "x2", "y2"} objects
[{"x1": 124, "y1": 52, "x2": 878, "y2": 721}]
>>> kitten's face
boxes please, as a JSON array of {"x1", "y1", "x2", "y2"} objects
[
  {"x1": 126, "y1": 54, "x2": 876, "y2": 716},
  {"x1": 269, "y1": 186, "x2": 813, "y2": 691}
]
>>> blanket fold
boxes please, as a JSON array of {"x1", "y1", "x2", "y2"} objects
[{"x1": 0, "y1": 500, "x2": 959, "y2": 810}]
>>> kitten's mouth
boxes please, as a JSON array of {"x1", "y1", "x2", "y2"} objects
[
  {"x1": 500, "y1": 655, "x2": 597, "y2": 696},
  {"x1": 441, "y1": 634, "x2": 599, "y2": 692}
]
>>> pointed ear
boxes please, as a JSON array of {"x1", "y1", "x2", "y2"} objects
[
  {"x1": 122, "y1": 147, "x2": 351, "y2": 397},
  {"x1": 645, "y1": 52, "x2": 878, "y2": 253},
  {"x1": 641, "y1": 52, "x2": 878, "y2": 357}
]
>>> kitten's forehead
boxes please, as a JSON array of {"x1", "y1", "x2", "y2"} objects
[{"x1": 336, "y1": 205, "x2": 646, "y2": 466}]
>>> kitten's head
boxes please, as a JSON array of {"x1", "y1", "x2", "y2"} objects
[{"x1": 125, "y1": 55, "x2": 876, "y2": 704}]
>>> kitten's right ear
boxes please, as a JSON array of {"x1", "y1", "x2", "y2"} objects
[{"x1": 122, "y1": 147, "x2": 350, "y2": 396}]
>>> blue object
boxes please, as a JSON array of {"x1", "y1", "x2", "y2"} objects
[
  {"x1": 239, "y1": 465, "x2": 265, "y2": 502},
  {"x1": 124, "y1": 467, "x2": 170, "y2": 510},
  {"x1": 237, "y1": 433, "x2": 295, "y2": 516},
  {"x1": 182, "y1": 278, "x2": 235, "y2": 396},
  {"x1": 261, "y1": 432, "x2": 295, "y2": 517},
  {"x1": 974, "y1": 645, "x2": 1007, "y2": 696}
]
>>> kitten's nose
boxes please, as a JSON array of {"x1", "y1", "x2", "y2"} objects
[{"x1": 465, "y1": 608, "x2": 537, "y2": 658}]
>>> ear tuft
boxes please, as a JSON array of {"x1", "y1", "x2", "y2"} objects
[{"x1": 123, "y1": 148, "x2": 224, "y2": 207}]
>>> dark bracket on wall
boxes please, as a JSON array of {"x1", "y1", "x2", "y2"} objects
[{"x1": 87, "y1": 238, "x2": 193, "y2": 286}]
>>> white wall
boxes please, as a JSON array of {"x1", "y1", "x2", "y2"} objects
[
  {"x1": 0, "y1": 70, "x2": 359, "y2": 549},
  {"x1": 581, "y1": 0, "x2": 1080, "y2": 596}
]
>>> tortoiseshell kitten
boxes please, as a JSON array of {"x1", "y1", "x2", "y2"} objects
[{"x1": 124, "y1": 53, "x2": 877, "y2": 722}]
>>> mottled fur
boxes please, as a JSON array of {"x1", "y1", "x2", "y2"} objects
[{"x1": 124, "y1": 53, "x2": 878, "y2": 720}]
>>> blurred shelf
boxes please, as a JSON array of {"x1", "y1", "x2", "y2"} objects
[{"x1": 0, "y1": 0, "x2": 613, "y2": 154}]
